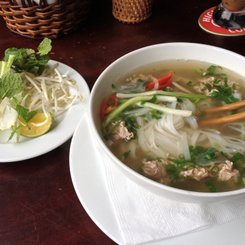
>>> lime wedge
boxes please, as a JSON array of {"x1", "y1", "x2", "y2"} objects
[{"x1": 18, "y1": 112, "x2": 52, "y2": 137}]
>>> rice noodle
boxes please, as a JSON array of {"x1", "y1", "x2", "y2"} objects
[{"x1": 137, "y1": 113, "x2": 245, "y2": 160}]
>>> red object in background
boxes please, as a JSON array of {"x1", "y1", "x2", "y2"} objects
[{"x1": 198, "y1": 7, "x2": 245, "y2": 36}]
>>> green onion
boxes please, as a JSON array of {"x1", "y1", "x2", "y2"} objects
[
  {"x1": 116, "y1": 90, "x2": 206, "y2": 101},
  {"x1": 137, "y1": 102, "x2": 192, "y2": 117},
  {"x1": 103, "y1": 95, "x2": 153, "y2": 127}
]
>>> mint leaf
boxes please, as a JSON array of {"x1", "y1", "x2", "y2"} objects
[
  {"x1": 0, "y1": 73, "x2": 23, "y2": 99},
  {"x1": 3, "y1": 38, "x2": 52, "y2": 75},
  {"x1": 38, "y1": 37, "x2": 52, "y2": 56}
]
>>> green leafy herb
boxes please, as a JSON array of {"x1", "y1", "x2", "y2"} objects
[
  {"x1": 199, "y1": 65, "x2": 238, "y2": 104},
  {"x1": 0, "y1": 73, "x2": 23, "y2": 99},
  {"x1": 231, "y1": 152, "x2": 245, "y2": 171},
  {"x1": 200, "y1": 65, "x2": 227, "y2": 78},
  {"x1": 205, "y1": 179, "x2": 217, "y2": 192},
  {"x1": 173, "y1": 157, "x2": 194, "y2": 169},
  {"x1": 166, "y1": 164, "x2": 179, "y2": 180},
  {"x1": 8, "y1": 124, "x2": 22, "y2": 141},
  {"x1": 3, "y1": 38, "x2": 52, "y2": 75},
  {"x1": 210, "y1": 78, "x2": 239, "y2": 104},
  {"x1": 15, "y1": 104, "x2": 37, "y2": 122},
  {"x1": 150, "y1": 109, "x2": 162, "y2": 119},
  {"x1": 122, "y1": 150, "x2": 131, "y2": 160},
  {"x1": 123, "y1": 115, "x2": 138, "y2": 135},
  {"x1": 190, "y1": 146, "x2": 218, "y2": 166},
  {"x1": 37, "y1": 38, "x2": 52, "y2": 56},
  {"x1": 231, "y1": 152, "x2": 244, "y2": 162}
]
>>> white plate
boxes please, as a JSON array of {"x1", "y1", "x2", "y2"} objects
[
  {"x1": 0, "y1": 60, "x2": 90, "y2": 162},
  {"x1": 70, "y1": 116, "x2": 245, "y2": 245}
]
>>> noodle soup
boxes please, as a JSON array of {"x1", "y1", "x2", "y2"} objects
[{"x1": 100, "y1": 60, "x2": 245, "y2": 193}]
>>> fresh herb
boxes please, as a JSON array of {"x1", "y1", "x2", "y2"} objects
[
  {"x1": 123, "y1": 115, "x2": 138, "y2": 135},
  {"x1": 200, "y1": 65, "x2": 226, "y2": 78},
  {"x1": 186, "y1": 80, "x2": 193, "y2": 87},
  {"x1": 0, "y1": 73, "x2": 23, "y2": 99},
  {"x1": 150, "y1": 109, "x2": 162, "y2": 119},
  {"x1": 122, "y1": 150, "x2": 131, "y2": 160},
  {"x1": 173, "y1": 157, "x2": 194, "y2": 169},
  {"x1": 199, "y1": 65, "x2": 238, "y2": 104},
  {"x1": 15, "y1": 104, "x2": 37, "y2": 122},
  {"x1": 190, "y1": 146, "x2": 218, "y2": 166},
  {"x1": 3, "y1": 38, "x2": 52, "y2": 75},
  {"x1": 166, "y1": 164, "x2": 179, "y2": 180},
  {"x1": 37, "y1": 37, "x2": 52, "y2": 56},
  {"x1": 230, "y1": 152, "x2": 244, "y2": 162},
  {"x1": 8, "y1": 124, "x2": 22, "y2": 141},
  {"x1": 231, "y1": 152, "x2": 245, "y2": 171},
  {"x1": 210, "y1": 78, "x2": 239, "y2": 104},
  {"x1": 205, "y1": 179, "x2": 217, "y2": 192},
  {"x1": 166, "y1": 156, "x2": 196, "y2": 180}
]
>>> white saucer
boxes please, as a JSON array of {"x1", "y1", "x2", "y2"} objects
[
  {"x1": 69, "y1": 116, "x2": 245, "y2": 245},
  {"x1": 0, "y1": 60, "x2": 90, "y2": 162}
]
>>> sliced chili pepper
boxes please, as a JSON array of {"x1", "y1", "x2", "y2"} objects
[
  {"x1": 146, "y1": 71, "x2": 173, "y2": 91},
  {"x1": 99, "y1": 94, "x2": 118, "y2": 120}
]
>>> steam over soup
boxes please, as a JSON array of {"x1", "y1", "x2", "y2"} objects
[{"x1": 100, "y1": 60, "x2": 245, "y2": 192}]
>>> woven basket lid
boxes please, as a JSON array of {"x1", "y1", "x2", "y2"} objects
[{"x1": 112, "y1": 0, "x2": 152, "y2": 24}]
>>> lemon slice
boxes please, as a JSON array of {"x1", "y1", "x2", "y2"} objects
[{"x1": 18, "y1": 112, "x2": 52, "y2": 138}]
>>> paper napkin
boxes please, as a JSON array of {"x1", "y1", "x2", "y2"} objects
[{"x1": 101, "y1": 153, "x2": 245, "y2": 245}]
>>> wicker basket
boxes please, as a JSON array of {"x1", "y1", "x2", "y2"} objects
[
  {"x1": 112, "y1": 0, "x2": 152, "y2": 24},
  {"x1": 0, "y1": 0, "x2": 91, "y2": 39}
]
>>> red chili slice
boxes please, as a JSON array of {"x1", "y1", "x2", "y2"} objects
[
  {"x1": 146, "y1": 71, "x2": 173, "y2": 91},
  {"x1": 99, "y1": 94, "x2": 118, "y2": 120}
]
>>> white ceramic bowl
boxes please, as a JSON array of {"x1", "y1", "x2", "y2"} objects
[{"x1": 89, "y1": 42, "x2": 245, "y2": 203}]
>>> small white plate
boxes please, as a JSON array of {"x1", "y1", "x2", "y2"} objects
[
  {"x1": 70, "y1": 116, "x2": 245, "y2": 245},
  {"x1": 0, "y1": 60, "x2": 90, "y2": 162}
]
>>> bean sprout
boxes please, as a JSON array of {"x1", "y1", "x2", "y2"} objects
[{"x1": 20, "y1": 64, "x2": 83, "y2": 118}]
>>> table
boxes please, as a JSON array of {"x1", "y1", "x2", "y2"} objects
[{"x1": 0, "y1": 0, "x2": 244, "y2": 244}]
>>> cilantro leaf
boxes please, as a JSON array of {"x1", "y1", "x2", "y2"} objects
[
  {"x1": 205, "y1": 179, "x2": 217, "y2": 192},
  {"x1": 211, "y1": 79, "x2": 239, "y2": 104},
  {"x1": 190, "y1": 146, "x2": 218, "y2": 166},
  {"x1": 199, "y1": 65, "x2": 238, "y2": 104},
  {"x1": 200, "y1": 65, "x2": 227, "y2": 78}
]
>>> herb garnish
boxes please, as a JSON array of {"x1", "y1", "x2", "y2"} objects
[
  {"x1": 205, "y1": 179, "x2": 217, "y2": 192},
  {"x1": 3, "y1": 37, "x2": 52, "y2": 75},
  {"x1": 15, "y1": 104, "x2": 37, "y2": 122},
  {"x1": 0, "y1": 73, "x2": 23, "y2": 99},
  {"x1": 200, "y1": 65, "x2": 238, "y2": 104}
]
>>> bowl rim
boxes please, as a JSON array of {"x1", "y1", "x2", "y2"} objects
[{"x1": 89, "y1": 42, "x2": 245, "y2": 199}]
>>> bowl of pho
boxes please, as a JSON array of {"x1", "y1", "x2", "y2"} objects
[{"x1": 89, "y1": 43, "x2": 245, "y2": 202}]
